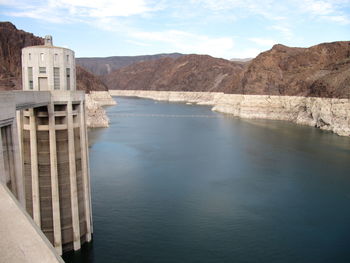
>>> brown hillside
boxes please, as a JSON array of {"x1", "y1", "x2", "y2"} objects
[
  {"x1": 104, "y1": 54, "x2": 244, "y2": 93},
  {"x1": 76, "y1": 53, "x2": 184, "y2": 75},
  {"x1": 76, "y1": 65, "x2": 108, "y2": 92},
  {"x1": 0, "y1": 22, "x2": 43, "y2": 90},
  {"x1": 104, "y1": 41, "x2": 350, "y2": 98},
  {"x1": 238, "y1": 42, "x2": 350, "y2": 98}
]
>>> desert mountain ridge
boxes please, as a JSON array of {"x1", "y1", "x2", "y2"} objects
[
  {"x1": 76, "y1": 53, "x2": 184, "y2": 75},
  {"x1": 103, "y1": 41, "x2": 350, "y2": 98}
]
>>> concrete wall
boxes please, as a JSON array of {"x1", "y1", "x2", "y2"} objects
[
  {"x1": 0, "y1": 183, "x2": 63, "y2": 263},
  {"x1": 0, "y1": 90, "x2": 93, "y2": 259},
  {"x1": 19, "y1": 91, "x2": 92, "y2": 254},
  {"x1": 22, "y1": 46, "x2": 76, "y2": 92}
]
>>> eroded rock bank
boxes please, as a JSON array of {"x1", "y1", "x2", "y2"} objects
[
  {"x1": 109, "y1": 90, "x2": 350, "y2": 137},
  {"x1": 85, "y1": 91, "x2": 116, "y2": 128}
]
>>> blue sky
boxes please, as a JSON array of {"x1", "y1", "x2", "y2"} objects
[{"x1": 0, "y1": 0, "x2": 349, "y2": 59}]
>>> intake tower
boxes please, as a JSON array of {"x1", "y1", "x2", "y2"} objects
[{"x1": 17, "y1": 36, "x2": 93, "y2": 254}]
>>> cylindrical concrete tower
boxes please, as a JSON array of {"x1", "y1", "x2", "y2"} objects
[
  {"x1": 22, "y1": 35, "x2": 76, "y2": 92},
  {"x1": 18, "y1": 37, "x2": 92, "y2": 255}
]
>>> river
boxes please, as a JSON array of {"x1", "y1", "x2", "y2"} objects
[{"x1": 63, "y1": 97, "x2": 350, "y2": 263}]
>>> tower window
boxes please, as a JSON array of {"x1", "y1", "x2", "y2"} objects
[
  {"x1": 28, "y1": 67, "x2": 33, "y2": 90},
  {"x1": 66, "y1": 55, "x2": 69, "y2": 62},
  {"x1": 66, "y1": 68, "x2": 70, "y2": 90},
  {"x1": 54, "y1": 67, "x2": 60, "y2": 90},
  {"x1": 29, "y1": 53, "x2": 31, "y2": 60},
  {"x1": 54, "y1": 54, "x2": 58, "y2": 61},
  {"x1": 39, "y1": 67, "x2": 46, "y2": 74},
  {"x1": 40, "y1": 53, "x2": 44, "y2": 61}
]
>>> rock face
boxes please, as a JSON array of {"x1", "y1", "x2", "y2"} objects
[
  {"x1": 76, "y1": 65, "x2": 108, "y2": 92},
  {"x1": 104, "y1": 54, "x2": 244, "y2": 93},
  {"x1": 76, "y1": 53, "x2": 183, "y2": 75},
  {"x1": 239, "y1": 42, "x2": 350, "y2": 98},
  {"x1": 88, "y1": 91, "x2": 117, "y2": 106},
  {"x1": 85, "y1": 93, "x2": 111, "y2": 128},
  {"x1": 110, "y1": 90, "x2": 350, "y2": 137},
  {"x1": 0, "y1": 22, "x2": 43, "y2": 91},
  {"x1": 104, "y1": 41, "x2": 350, "y2": 99}
]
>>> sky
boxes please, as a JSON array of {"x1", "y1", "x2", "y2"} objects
[{"x1": 0, "y1": 0, "x2": 349, "y2": 59}]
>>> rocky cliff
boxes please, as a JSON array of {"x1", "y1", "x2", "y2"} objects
[
  {"x1": 76, "y1": 53, "x2": 183, "y2": 75},
  {"x1": 110, "y1": 90, "x2": 350, "y2": 137},
  {"x1": 104, "y1": 41, "x2": 350, "y2": 99},
  {"x1": 104, "y1": 54, "x2": 244, "y2": 93},
  {"x1": 0, "y1": 22, "x2": 43, "y2": 90},
  {"x1": 239, "y1": 42, "x2": 350, "y2": 98},
  {"x1": 76, "y1": 65, "x2": 108, "y2": 92}
]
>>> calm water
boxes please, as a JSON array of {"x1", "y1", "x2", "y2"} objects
[{"x1": 64, "y1": 97, "x2": 350, "y2": 263}]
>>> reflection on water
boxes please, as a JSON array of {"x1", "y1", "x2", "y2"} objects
[{"x1": 64, "y1": 97, "x2": 350, "y2": 263}]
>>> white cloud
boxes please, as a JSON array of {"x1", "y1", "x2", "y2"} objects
[
  {"x1": 249, "y1": 37, "x2": 276, "y2": 47},
  {"x1": 1, "y1": 0, "x2": 161, "y2": 23},
  {"x1": 270, "y1": 25, "x2": 293, "y2": 39},
  {"x1": 191, "y1": 0, "x2": 350, "y2": 25},
  {"x1": 302, "y1": 0, "x2": 334, "y2": 15},
  {"x1": 323, "y1": 15, "x2": 350, "y2": 24},
  {"x1": 55, "y1": 0, "x2": 157, "y2": 17},
  {"x1": 129, "y1": 30, "x2": 235, "y2": 58},
  {"x1": 295, "y1": 0, "x2": 350, "y2": 24}
]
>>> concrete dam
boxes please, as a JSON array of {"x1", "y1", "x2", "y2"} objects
[{"x1": 0, "y1": 36, "x2": 92, "y2": 262}]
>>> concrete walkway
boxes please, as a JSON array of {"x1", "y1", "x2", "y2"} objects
[{"x1": 0, "y1": 184, "x2": 63, "y2": 263}]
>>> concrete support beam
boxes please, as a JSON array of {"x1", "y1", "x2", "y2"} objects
[
  {"x1": 79, "y1": 102, "x2": 92, "y2": 242},
  {"x1": 7, "y1": 124, "x2": 17, "y2": 199},
  {"x1": 29, "y1": 108, "x2": 41, "y2": 227},
  {"x1": 16, "y1": 110, "x2": 26, "y2": 207},
  {"x1": 67, "y1": 100, "x2": 81, "y2": 250},
  {"x1": 0, "y1": 131, "x2": 5, "y2": 185},
  {"x1": 48, "y1": 103, "x2": 63, "y2": 255}
]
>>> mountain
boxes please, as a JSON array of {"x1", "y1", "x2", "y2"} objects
[
  {"x1": 103, "y1": 54, "x2": 244, "y2": 93},
  {"x1": 0, "y1": 22, "x2": 43, "y2": 90},
  {"x1": 238, "y1": 42, "x2": 350, "y2": 98},
  {"x1": 230, "y1": 58, "x2": 253, "y2": 63},
  {"x1": 76, "y1": 65, "x2": 108, "y2": 92},
  {"x1": 104, "y1": 41, "x2": 350, "y2": 99},
  {"x1": 76, "y1": 53, "x2": 184, "y2": 75},
  {"x1": 0, "y1": 22, "x2": 107, "y2": 92}
]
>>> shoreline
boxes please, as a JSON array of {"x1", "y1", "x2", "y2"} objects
[
  {"x1": 109, "y1": 90, "x2": 350, "y2": 137},
  {"x1": 85, "y1": 91, "x2": 117, "y2": 128}
]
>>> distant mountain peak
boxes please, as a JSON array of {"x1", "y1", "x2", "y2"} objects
[{"x1": 76, "y1": 53, "x2": 185, "y2": 75}]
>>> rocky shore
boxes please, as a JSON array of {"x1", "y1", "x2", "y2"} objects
[
  {"x1": 85, "y1": 91, "x2": 116, "y2": 128},
  {"x1": 109, "y1": 90, "x2": 350, "y2": 136}
]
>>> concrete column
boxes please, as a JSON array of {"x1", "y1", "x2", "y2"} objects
[
  {"x1": 12, "y1": 111, "x2": 26, "y2": 207},
  {"x1": 29, "y1": 108, "x2": 41, "y2": 227},
  {"x1": 48, "y1": 103, "x2": 62, "y2": 255},
  {"x1": 67, "y1": 100, "x2": 81, "y2": 250},
  {"x1": 7, "y1": 124, "x2": 18, "y2": 199},
  {"x1": 83, "y1": 101, "x2": 93, "y2": 234},
  {"x1": 79, "y1": 101, "x2": 92, "y2": 242},
  {"x1": 0, "y1": 130, "x2": 5, "y2": 185}
]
